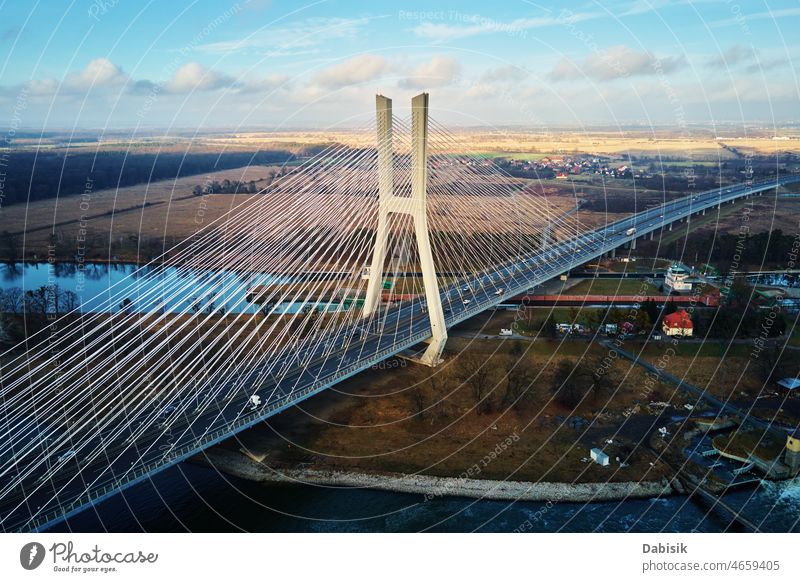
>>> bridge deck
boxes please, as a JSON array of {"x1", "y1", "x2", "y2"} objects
[{"x1": 1, "y1": 177, "x2": 797, "y2": 532}]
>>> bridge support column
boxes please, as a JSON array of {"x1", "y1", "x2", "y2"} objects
[
  {"x1": 610, "y1": 247, "x2": 616, "y2": 258},
  {"x1": 668, "y1": 222, "x2": 673, "y2": 231},
  {"x1": 363, "y1": 95, "x2": 394, "y2": 318},
  {"x1": 702, "y1": 208, "x2": 706, "y2": 215},
  {"x1": 649, "y1": 230, "x2": 654, "y2": 240},
  {"x1": 363, "y1": 93, "x2": 446, "y2": 367},
  {"x1": 630, "y1": 237, "x2": 637, "y2": 250}
]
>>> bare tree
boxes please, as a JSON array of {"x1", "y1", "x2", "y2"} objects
[
  {"x1": 503, "y1": 355, "x2": 537, "y2": 409},
  {"x1": 551, "y1": 360, "x2": 588, "y2": 408},
  {"x1": 753, "y1": 345, "x2": 791, "y2": 384},
  {"x1": 0, "y1": 287, "x2": 24, "y2": 314},
  {"x1": 60, "y1": 290, "x2": 80, "y2": 313},
  {"x1": 0, "y1": 231, "x2": 21, "y2": 261},
  {"x1": 458, "y1": 354, "x2": 497, "y2": 414},
  {"x1": 408, "y1": 386, "x2": 427, "y2": 421},
  {"x1": 551, "y1": 357, "x2": 613, "y2": 408},
  {"x1": 427, "y1": 368, "x2": 454, "y2": 421},
  {"x1": 24, "y1": 287, "x2": 49, "y2": 318}
]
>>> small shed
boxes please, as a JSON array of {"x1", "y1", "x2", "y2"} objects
[{"x1": 590, "y1": 447, "x2": 610, "y2": 466}]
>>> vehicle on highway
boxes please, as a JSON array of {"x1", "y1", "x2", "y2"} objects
[
  {"x1": 494, "y1": 289, "x2": 504, "y2": 296},
  {"x1": 625, "y1": 227, "x2": 637, "y2": 236},
  {"x1": 57, "y1": 450, "x2": 77, "y2": 463},
  {"x1": 463, "y1": 299, "x2": 471, "y2": 305}
]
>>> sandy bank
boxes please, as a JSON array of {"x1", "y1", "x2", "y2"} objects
[{"x1": 200, "y1": 448, "x2": 675, "y2": 503}]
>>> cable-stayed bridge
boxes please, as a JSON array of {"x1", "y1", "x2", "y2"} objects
[{"x1": 0, "y1": 93, "x2": 797, "y2": 532}]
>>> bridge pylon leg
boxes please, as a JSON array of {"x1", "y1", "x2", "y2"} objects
[
  {"x1": 363, "y1": 93, "x2": 447, "y2": 367},
  {"x1": 362, "y1": 95, "x2": 393, "y2": 318}
]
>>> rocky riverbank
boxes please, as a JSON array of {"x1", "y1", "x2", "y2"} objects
[{"x1": 200, "y1": 448, "x2": 676, "y2": 503}]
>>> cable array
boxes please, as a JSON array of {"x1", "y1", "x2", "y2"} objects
[{"x1": 0, "y1": 113, "x2": 590, "y2": 531}]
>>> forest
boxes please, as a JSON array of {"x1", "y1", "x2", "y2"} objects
[{"x1": 0, "y1": 149, "x2": 298, "y2": 206}]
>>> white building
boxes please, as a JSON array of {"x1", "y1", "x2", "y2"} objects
[
  {"x1": 664, "y1": 263, "x2": 693, "y2": 293},
  {"x1": 590, "y1": 448, "x2": 610, "y2": 466}
]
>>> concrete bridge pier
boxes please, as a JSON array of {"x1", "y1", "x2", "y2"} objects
[{"x1": 364, "y1": 92, "x2": 446, "y2": 367}]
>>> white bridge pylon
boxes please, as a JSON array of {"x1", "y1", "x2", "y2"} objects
[{"x1": 362, "y1": 93, "x2": 447, "y2": 366}]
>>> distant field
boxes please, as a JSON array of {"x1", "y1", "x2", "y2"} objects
[
  {"x1": 3, "y1": 163, "x2": 586, "y2": 265},
  {"x1": 437, "y1": 131, "x2": 800, "y2": 159},
  {"x1": 2, "y1": 165, "x2": 277, "y2": 261}
]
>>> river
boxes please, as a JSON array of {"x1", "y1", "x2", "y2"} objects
[
  {"x1": 46, "y1": 462, "x2": 800, "y2": 533},
  {"x1": 0, "y1": 261, "x2": 347, "y2": 314}
]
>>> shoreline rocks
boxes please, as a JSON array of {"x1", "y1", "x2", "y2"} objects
[{"x1": 199, "y1": 448, "x2": 675, "y2": 503}]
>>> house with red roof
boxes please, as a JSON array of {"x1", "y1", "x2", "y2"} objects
[{"x1": 662, "y1": 310, "x2": 693, "y2": 337}]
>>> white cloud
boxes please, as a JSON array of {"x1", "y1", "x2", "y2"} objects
[
  {"x1": 314, "y1": 54, "x2": 390, "y2": 88},
  {"x1": 411, "y1": 11, "x2": 602, "y2": 43},
  {"x1": 711, "y1": 6, "x2": 800, "y2": 27},
  {"x1": 549, "y1": 45, "x2": 686, "y2": 82},
  {"x1": 69, "y1": 58, "x2": 127, "y2": 88},
  {"x1": 399, "y1": 56, "x2": 461, "y2": 89},
  {"x1": 479, "y1": 64, "x2": 528, "y2": 83},
  {"x1": 706, "y1": 45, "x2": 791, "y2": 74},
  {"x1": 237, "y1": 73, "x2": 290, "y2": 94},
  {"x1": 197, "y1": 17, "x2": 375, "y2": 55},
  {"x1": 166, "y1": 63, "x2": 235, "y2": 93},
  {"x1": 9, "y1": 58, "x2": 128, "y2": 96},
  {"x1": 706, "y1": 45, "x2": 752, "y2": 68}
]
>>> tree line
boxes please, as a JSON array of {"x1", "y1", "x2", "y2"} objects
[{"x1": 0, "y1": 150, "x2": 298, "y2": 206}]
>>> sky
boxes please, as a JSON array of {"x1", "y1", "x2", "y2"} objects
[{"x1": 0, "y1": 0, "x2": 798, "y2": 131}]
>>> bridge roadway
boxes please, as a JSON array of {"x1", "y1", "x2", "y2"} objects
[{"x1": 1, "y1": 176, "x2": 797, "y2": 532}]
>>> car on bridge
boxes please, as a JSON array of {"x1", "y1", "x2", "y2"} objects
[{"x1": 56, "y1": 450, "x2": 77, "y2": 463}]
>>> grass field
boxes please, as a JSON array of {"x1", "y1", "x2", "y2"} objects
[
  {"x1": 564, "y1": 278, "x2": 661, "y2": 296},
  {"x1": 442, "y1": 131, "x2": 800, "y2": 159},
  {"x1": 1, "y1": 165, "x2": 278, "y2": 262},
  {"x1": 228, "y1": 335, "x2": 675, "y2": 484}
]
